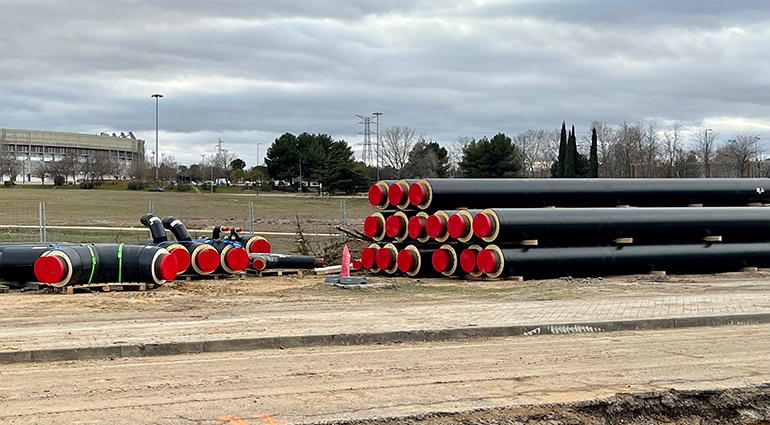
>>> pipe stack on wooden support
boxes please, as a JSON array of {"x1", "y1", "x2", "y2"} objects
[{"x1": 362, "y1": 178, "x2": 770, "y2": 280}]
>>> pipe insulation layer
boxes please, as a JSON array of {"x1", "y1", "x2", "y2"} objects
[
  {"x1": 33, "y1": 244, "x2": 177, "y2": 287},
  {"x1": 375, "y1": 243, "x2": 400, "y2": 274},
  {"x1": 364, "y1": 212, "x2": 393, "y2": 241},
  {"x1": 474, "y1": 207, "x2": 770, "y2": 244},
  {"x1": 236, "y1": 235, "x2": 271, "y2": 254},
  {"x1": 361, "y1": 243, "x2": 381, "y2": 272},
  {"x1": 146, "y1": 242, "x2": 190, "y2": 275},
  {"x1": 407, "y1": 212, "x2": 432, "y2": 243},
  {"x1": 426, "y1": 210, "x2": 460, "y2": 243},
  {"x1": 0, "y1": 245, "x2": 74, "y2": 283},
  {"x1": 409, "y1": 178, "x2": 770, "y2": 211},
  {"x1": 368, "y1": 180, "x2": 397, "y2": 209},
  {"x1": 207, "y1": 240, "x2": 250, "y2": 274},
  {"x1": 459, "y1": 244, "x2": 485, "y2": 277},
  {"x1": 249, "y1": 253, "x2": 323, "y2": 271},
  {"x1": 387, "y1": 179, "x2": 418, "y2": 210},
  {"x1": 385, "y1": 211, "x2": 410, "y2": 241},
  {"x1": 431, "y1": 244, "x2": 472, "y2": 277},
  {"x1": 446, "y1": 209, "x2": 485, "y2": 242},
  {"x1": 179, "y1": 241, "x2": 220, "y2": 275},
  {"x1": 477, "y1": 242, "x2": 770, "y2": 279}
]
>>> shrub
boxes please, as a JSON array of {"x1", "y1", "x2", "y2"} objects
[
  {"x1": 201, "y1": 182, "x2": 217, "y2": 192},
  {"x1": 79, "y1": 182, "x2": 96, "y2": 189},
  {"x1": 176, "y1": 181, "x2": 191, "y2": 191},
  {"x1": 127, "y1": 181, "x2": 145, "y2": 191},
  {"x1": 54, "y1": 175, "x2": 65, "y2": 186}
]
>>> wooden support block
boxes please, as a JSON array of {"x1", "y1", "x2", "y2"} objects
[
  {"x1": 544, "y1": 206, "x2": 556, "y2": 209},
  {"x1": 687, "y1": 203, "x2": 703, "y2": 207},
  {"x1": 507, "y1": 276, "x2": 524, "y2": 281},
  {"x1": 741, "y1": 267, "x2": 758, "y2": 272},
  {"x1": 746, "y1": 203, "x2": 764, "y2": 207},
  {"x1": 615, "y1": 205, "x2": 630, "y2": 208},
  {"x1": 649, "y1": 271, "x2": 666, "y2": 277},
  {"x1": 613, "y1": 238, "x2": 633, "y2": 244},
  {"x1": 703, "y1": 236, "x2": 722, "y2": 242},
  {"x1": 520, "y1": 239, "x2": 538, "y2": 246}
]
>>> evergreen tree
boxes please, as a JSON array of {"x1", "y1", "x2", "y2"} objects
[
  {"x1": 589, "y1": 127, "x2": 599, "y2": 177},
  {"x1": 564, "y1": 127, "x2": 576, "y2": 177},
  {"x1": 459, "y1": 133, "x2": 522, "y2": 178},
  {"x1": 557, "y1": 122, "x2": 567, "y2": 177},
  {"x1": 571, "y1": 125, "x2": 579, "y2": 176}
]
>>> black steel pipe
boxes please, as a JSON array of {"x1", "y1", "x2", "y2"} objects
[
  {"x1": 407, "y1": 212, "x2": 432, "y2": 243},
  {"x1": 408, "y1": 178, "x2": 770, "y2": 211},
  {"x1": 364, "y1": 212, "x2": 394, "y2": 241},
  {"x1": 0, "y1": 244, "x2": 71, "y2": 284},
  {"x1": 205, "y1": 240, "x2": 250, "y2": 274},
  {"x1": 397, "y1": 245, "x2": 441, "y2": 277},
  {"x1": 368, "y1": 180, "x2": 397, "y2": 209},
  {"x1": 161, "y1": 216, "x2": 192, "y2": 241},
  {"x1": 375, "y1": 243, "x2": 401, "y2": 274},
  {"x1": 475, "y1": 206, "x2": 770, "y2": 244},
  {"x1": 478, "y1": 242, "x2": 770, "y2": 279},
  {"x1": 385, "y1": 211, "x2": 411, "y2": 242},
  {"x1": 431, "y1": 243, "x2": 473, "y2": 277},
  {"x1": 140, "y1": 213, "x2": 167, "y2": 243},
  {"x1": 425, "y1": 210, "x2": 461, "y2": 243},
  {"x1": 361, "y1": 243, "x2": 382, "y2": 272},
  {"x1": 249, "y1": 253, "x2": 323, "y2": 271},
  {"x1": 446, "y1": 209, "x2": 485, "y2": 243},
  {"x1": 33, "y1": 244, "x2": 177, "y2": 287},
  {"x1": 458, "y1": 244, "x2": 485, "y2": 278},
  {"x1": 387, "y1": 179, "x2": 418, "y2": 210}
]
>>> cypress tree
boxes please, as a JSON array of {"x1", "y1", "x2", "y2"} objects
[
  {"x1": 571, "y1": 125, "x2": 579, "y2": 177},
  {"x1": 557, "y1": 122, "x2": 567, "y2": 177},
  {"x1": 564, "y1": 127, "x2": 576, "y2": 178},
  {"x1": 589, "y1": 127, "x2": 599, "y2": 178}
]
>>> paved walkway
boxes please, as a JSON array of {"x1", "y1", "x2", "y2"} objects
[{"x1": 0, "y1": 292, "x2": 767, "y2": 358}]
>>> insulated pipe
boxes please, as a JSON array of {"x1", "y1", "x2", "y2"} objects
[
  {"x1": 207, "y1": 240, "x2": 250, "y2": 274},
  {"x1": 140, "y1": 214, "x2": 167, "y2": 243},
  {"x1": 364, "y1": 212, "x2": 393, "y2": 241},
  {"x1": 361, "y1": 243, "x2": 382, "y2": 272},
  {"x1": 431, "y1": 244, "x2": 470, "y2": 277},
  {"x1": 161, "y1": 216, "x2": 192, "y2": 241},
  {"x1": 375, "y1": 243, "x2": 400, "y2": 274},
  {"x1": 425, "y1": 210, "x2": 460, "y2": 243},
  {"x1": 146, "y1": 241, "x2": 190, "y2": 275},
  {"x1": 33, "y1": 244, "x2": 177, "y2": 287},
  {"x1": 179, "y1": 241, "x2": 220, "y2": 275},
  {"x1": 474, "y1": 207, "x2": 770, "y2": 244},
  {"x1": 407, "y1": 212, "x2": 432, "y2": 243},
  {"x1": 477, "y1": 242, "x2": 770, "y2": 280},
  {"x1": 387, "y1": 179, "x2": 417, "y2": 210},
  {"x1": 385, "y1": 211, "x2": 410, "y2": 242},
  {"x1": 446, "y1": 209, "x2": 484, "y2": 243},
  {"x1": 458, "y1": 244, "x2": 484, "y2": 277},
  {"x1": 408, "y1": 178, "x2": 770, "y2": 211},
  {"x1": 249, "y1": 253, "x2": 323, "y2": 271},
  {"x1": 368, "y1": 180, "x2": 397, "y2": 209},
  {"x1": 397, "y1": 245, "x2": 439, "y2": 277},
  {"x1": 0, "y1": 245, "x2": 73, "y2": 284}
]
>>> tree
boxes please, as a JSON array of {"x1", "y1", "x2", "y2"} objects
[
  {"x1": 402, "y1": 139, "x2": 450, "y2": 178},
  {"x1": 515, "y1": 129, "x2": 556, "y2": 178},
  {"x1": 447, "y1": 136, "x2": 473, "y2": 177},
  {"x1": 661, "y1": 122, "x2": 685, "y2": 178},
  {"x1": 32, "y1": 161, "x2": 50, "y2": 185},
  {"x1": 460, "y1": 133, "x2": 522, "y2": 178},
  {"x1": 563, "y1": 127, "x2": 576, "y2": 177},
  {"x1": 556, "y1": 122, "x2": 567, "y2": 177},
  {"x1": 589, "y1": 127, "x2": 599, "y2": 178},
  {"x1": 692, "y1": 127, "x2": 720, "y2": 177},
  {"x1": 380, "y1": 126, "x2": 417, "y2": 178},
  {"x1": 323, "y1": 140, "x2": 367, "y2": 193},
  {"x1": 715, "y1": 133, "x2": 761, "y2": 177},
  {"x1": 230, "y1": 158, "x2": 246, "y2": 171}
]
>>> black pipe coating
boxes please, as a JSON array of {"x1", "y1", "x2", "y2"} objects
[
  {"x1": 397, "y1": 245, "x2": 440, "y2": 277},
  {"x1": 409, "y1": 178, "x2": 770, "y2": 211},
  {"x1": 162, "y1": 216, "x2": 192, "y2": 241},
  {"x1": 248, "y1": 253, "x2": 323, "y2": 271},
  {"x1": 140, "y1": 214, "x2": 168, "y2": 243},
  {"x1": 479, "y1": 242, "x2": 770, "y2": 279},
  {"x1": 477, "y1": 207, "x2": 770, "y2": 244}
]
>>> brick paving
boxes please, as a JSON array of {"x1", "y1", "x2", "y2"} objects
[{"x1": 0, "y1": 292, "x2": 767, "y2": 352}]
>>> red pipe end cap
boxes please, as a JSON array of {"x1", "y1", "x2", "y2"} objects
[
  {"x1": 473, "y1": 213, "x2": 493, "y2": 238},
  {"x1": 196, "y1": 248, "x2": 220, "y2": 273},
  {"x1": 364, "y1": 216, "x2": 382, "y2": 238},
  {"x1": 376, "y1": 248, "x2": 395, "y2": 270},
  {"x1": 426, "y1": 215, "x2": 446, "y2": 238},
  {"x1": 352, "y1": 259, "x2": 362, "y2": 270},
  {"x1": 169, "y1": 248, "x2": 191, "y2": 273},
  {"x1": 385, "y1": 215, "x2": 405, "y2": 238},
  {"x1": 408, "y1": 216, "x2": 426, "y2": 239},
  {"x1": 252, "y1": 257, "x2": 267, "y2": 271},
  {"x1": 447, "y1": 215, "x2": 469, "y2": 239},
  {"x1": 432, "y1": 249, "x2": 451, "y2": 272},
  {"x1": 226, "y1": 247, "x2": 250, "y2": 271},
  {"x1": 397, "y1": 249, "x2": 416, "y2": 273},
  {"x1": 477, "y1": 249, "x2": 499, "y2": 274},
  {"x1": 408, "y1": 183, "x2": 427, "y2": 206},
  {"x1": 368, "y1": 184, "x2": 387, "y2": 206},
  {"x1": 251, "y1": 239, "x2": 271, "y2": 254},
  {"x1": 34, "y1": 256, "x2": 66, "y2": 284},
  {"x1": 388, "y1": 183, "x2": 406, "y2": 206},
  {"x1": 460, "y1": 249, "x2": 478, "y2": 273},
  {"x1": 160, "y1": 254, "x2": 179, "y2": 282},
  {"x1": 361, "y1": 247, "x2": 377, "y2": 269}
]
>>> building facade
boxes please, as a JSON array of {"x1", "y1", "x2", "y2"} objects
[{"x1": 0, "y1": 128, "x2": 145, "y2": 180}]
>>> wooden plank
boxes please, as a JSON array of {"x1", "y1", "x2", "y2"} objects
[
  {"x1": 703, "y1": 236, "x2": 722, "y2": 242},
  {"x1": 613, "y1": 237, "x2": 633, "y2": 244}
]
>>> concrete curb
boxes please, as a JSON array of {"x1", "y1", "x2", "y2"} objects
[{"x1": 1, "y1": 312, "x2": 767, "y2": 365}]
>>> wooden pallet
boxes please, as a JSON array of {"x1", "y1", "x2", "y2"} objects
[
  {"x1": 55, "y1": 283, "x2": 153, "y2": 294},
  {"x1": 181, "y1": 272, "x2": 244, "y2": 281},
  {"x1": 245, "y1": 268, "x2": 304, "y2": 277}
]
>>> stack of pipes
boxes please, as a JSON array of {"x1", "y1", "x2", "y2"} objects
[{"x1": 362, "y1": 178, "x2": 770, "y2": 280}]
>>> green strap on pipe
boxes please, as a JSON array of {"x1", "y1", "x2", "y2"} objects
[
  {"x1": 117, "y1": 243, "x2": 124, "y2": 283},
  {"x1": 86, "y1": 245, "x2": 97, "y2": 284}
]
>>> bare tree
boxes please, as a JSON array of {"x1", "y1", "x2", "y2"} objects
[
  {"x1": 691, "y1": 127, "x2": 720, "y2": 177},
  {"x1": 32, "y1": 161, "x2": 50, "y2": 185},
  {"x1": 715, "y1": 133, "x2": 761, "y2": 177},
  {"x1": 589, "y1": 121, "x2": 616, "y2": 177},
  {"x1": 661, "y1": 121, "x2": 686, "y2": 177},
  {"x1": 447, "y1": 136, "x2": 473, "y2": 177},
  {"x1": 380, "y1": 126, "x2": 417, "y2": 178},
  {"x1": 516, "y1": 129, "x2": 555, "y2": 177}
]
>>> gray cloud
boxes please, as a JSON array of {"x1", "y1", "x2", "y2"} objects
[{"x1": 1, "y1": 0, "x2": 767, "y2": 166}]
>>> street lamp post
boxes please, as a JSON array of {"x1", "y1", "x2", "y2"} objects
[
  {"x1": 151, "y1": 94, "x2": 164, "y2": 182},
  {"x1": 373, "y1": 112, "x2": 382, "y2": 181}
]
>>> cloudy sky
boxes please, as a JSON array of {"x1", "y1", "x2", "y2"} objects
[{"x1": 1, "y1": 0, "x2": 768, "y2": 166}]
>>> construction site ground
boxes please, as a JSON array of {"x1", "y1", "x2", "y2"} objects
[{"x1": 1, "y1": 269, "x2": 769, "y2": 424}]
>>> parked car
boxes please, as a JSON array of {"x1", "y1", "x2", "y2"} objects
[{"x1": 148, "y1": 188, "x2": 164, "y2": 192}]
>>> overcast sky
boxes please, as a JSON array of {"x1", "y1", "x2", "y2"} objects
[{"x1": 1, "y1": 0, "x2": 768, "y2": 167}]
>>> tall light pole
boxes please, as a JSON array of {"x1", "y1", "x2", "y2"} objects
[
  {"x1": 256, "y1": 142, "x2": 262, "y2": 167},
  {"x1": 373, "y1": 112, "x2": 382, "y2": 181},
  {"x1": 151, "y1": 94, "x2": 164, "y2": 182}
]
